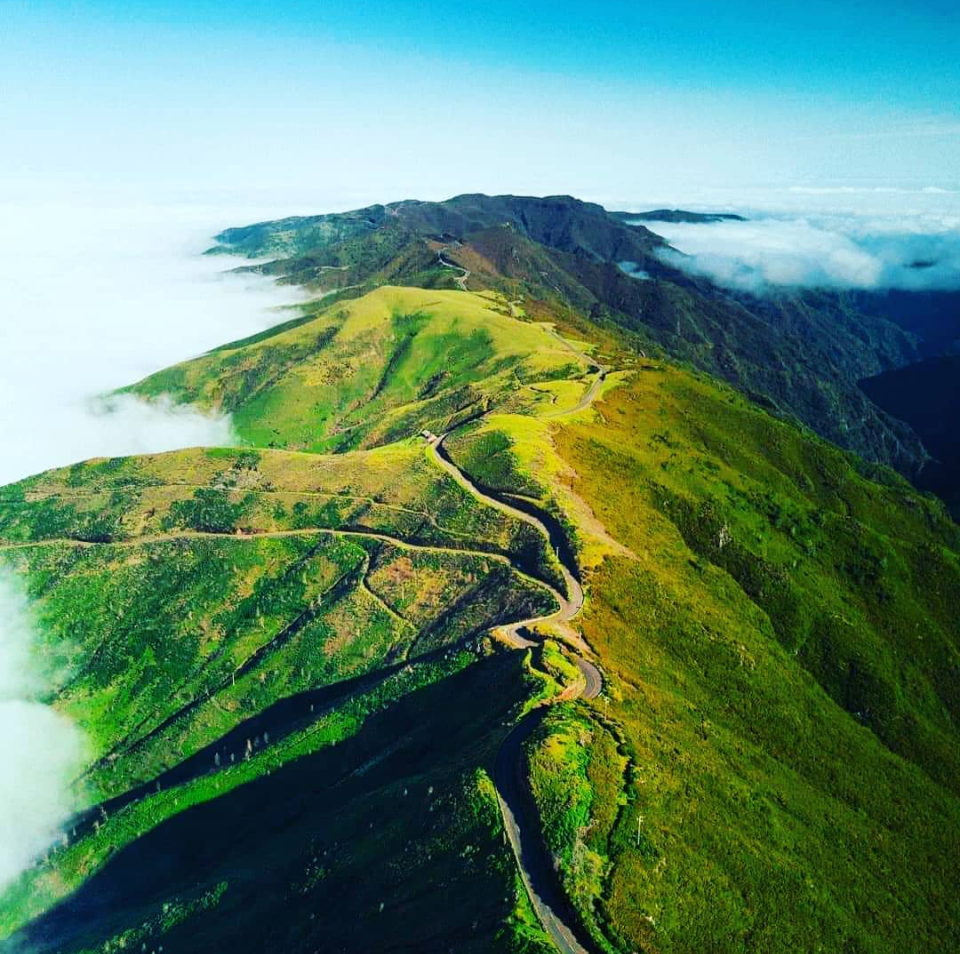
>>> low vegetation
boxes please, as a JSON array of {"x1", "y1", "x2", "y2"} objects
[
  {"x1": 1, "y1": 242, "x2": 957, "y2": 954},
  {"x1": 125, "y1": 286, "x2": 588, "y2": 454},
  {"x1": 516, "y1": 365, "x2": 959, "y2": 953}
]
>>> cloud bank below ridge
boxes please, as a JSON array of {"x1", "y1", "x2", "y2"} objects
[
  {"x1": 0, "y1": 198, "x2": 307, "y2": 485},
  {"x1": 623, "y1": 186, "x2": 960, "y2": 294}
]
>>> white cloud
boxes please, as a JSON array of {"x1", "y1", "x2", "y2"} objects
[
  {"x1": 0, "y1": 572, "x2": 84, "y2": 890},
  {"x1": 0, "y1": 198, "x2": 321, "y2": 896},
  {"x1": 642, "y1": 203, "x2": 960, "y2": 293},
  {"x1": 32, "y1": 393, "x2": 237, "y2": 477},
  {"x1": 0, "y1": 199, "x2": 307, "y2": 485},
  {"x1": 618, "y1": 261, "x2": 651, "y2": 280}
]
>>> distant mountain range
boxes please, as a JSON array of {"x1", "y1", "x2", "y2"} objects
[
  {"x1": 210, "y1": 192, "x2": 950, "y2": 494},
  {"x1": 610, "y1": 208, "x2": 747, "y2": 223}
]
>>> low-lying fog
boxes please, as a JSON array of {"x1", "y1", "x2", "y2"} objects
[
  {"x1": 0, "y1": 574, "x2": 84, "y2": 890},
  {"x1": 0, "y1": 194, "x2": 313, "y2": 892},
  {"x1": 0, "y1": 198, "x2": 311, "y2": 486}
]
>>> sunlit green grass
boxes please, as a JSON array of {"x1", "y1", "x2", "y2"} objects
[{"x1": 127, "y1": 286, "x2": 589, "y2": 453}]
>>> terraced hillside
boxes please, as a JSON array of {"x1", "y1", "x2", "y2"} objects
[{"x1": 1, "y1": 249, "x2": 958, "y2": 954}]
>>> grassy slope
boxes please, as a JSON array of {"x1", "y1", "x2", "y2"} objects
[
  {"x1": 0, "y1": 443, "x2": 556, "y2": 572},
  {"x1": 501, "y1": 366, "x2": 959, "y2": 953},
  {"x1": 0, "y1": 440, "x2": 562, "y2": 946},
  {"x1": 126, "y1": 285, "x2": 588, "y2": 453},
  {"x1": 0, "y1": 282, "x2": 599, "y2": 950},
  {"x1": 11, "y1": 652, "x2": 558, "y2": 954},
  {"x1": 2, "y1": 274, "x2": 957, "y2": 954}
]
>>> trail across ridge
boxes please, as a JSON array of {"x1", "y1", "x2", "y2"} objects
[{"x1": 422, "y1": 427, "x2": 602, "y2": 953}]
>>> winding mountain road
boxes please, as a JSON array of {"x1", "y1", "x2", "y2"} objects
[
  {"x1": 426, "y1": 434, "x2": 583, "y2": 633},
  {"x1": 3, "y1": 491, "x2": 601, "y2": 952},
  {"x1": 423, "y1": 414, "x2": 604, "y2": 953},
  {"x1": 572, "y1": 654, "x2": 603, "y2": 701},
  {"x1": 437, "y1": 249, "x2": 471, "y2": 290},
  {"x1": 546, "y1": 368, "x2": 607, "y2": 419},
  {"x1": 495, "y1": 710, "x2": 593, "y2": 954},
  {"x1": 0, "y1": 316, "x2": 614, "y2": 953}
]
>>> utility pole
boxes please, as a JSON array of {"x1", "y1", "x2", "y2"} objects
[{"x1": 636, "y1": 814, "x2": 644, "y2": 848}]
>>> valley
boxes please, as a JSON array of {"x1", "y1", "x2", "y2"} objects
[{"x1": 860, "y1": 355, "x2": 960, "y2": 517}]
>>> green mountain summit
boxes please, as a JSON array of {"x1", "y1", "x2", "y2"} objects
[{"x1": 1, "y1": 195, "x2": 957, "y2": 954}]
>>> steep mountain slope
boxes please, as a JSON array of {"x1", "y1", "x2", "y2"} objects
[
  {"x1": 1, "y1": 250, "x2": 957, "y2": 952},
  {"x1": 860, "y1": 355, "x2": 960, "y2": 516},
  {"x1": 209, "y1": 193, "x2": 930, "y2": 480},
  {"x1": 126, "y1": 286, "x2": 592, "y2": 454},
  {"x1": 0, "y1": 441, "x2": 564, "y2": 953},
  {"x1": 445, "y1": 364, "x2": 960, "y2": 953},
  {"x1": 850, "y1": 287, "x2": 960, "y2": 357}
]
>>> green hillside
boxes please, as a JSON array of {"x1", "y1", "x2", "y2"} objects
[
  {"x1": 127, "y1": 286, "x2": 591, "y2": 453},
  {"x1": 519, "y1": 367, "x2": 959, "y2": 953},
  {"x1": 0, "y1": 442, "x2": 561, "y2": 950},
  {"x1": 209, "y1": 193, "x2": 928, "y2": 478},
  {"x1": 1, "y1": 209, "x2": 957, "y2": 954}
]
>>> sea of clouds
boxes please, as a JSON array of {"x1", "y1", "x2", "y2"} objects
[
  {"x1": 622, "y1": 185, "x2": 960, "y2": 293},
  {"x1": 0, "y1": 194, "x2": 310, "y2": 891},
  {"x1": 0, "y1": 198, "x2": 311, "y2": 486}
]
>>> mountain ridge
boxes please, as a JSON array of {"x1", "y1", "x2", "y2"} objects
[
  {"x1": 206, "y1": 192, "x2": 933, "y2": 491},
  {"x1": 609, "y1": 208, "x2": 748, "y2": 223},
  {"x1": 1, "y1": 202, "x2": 957, "y2": 954}
]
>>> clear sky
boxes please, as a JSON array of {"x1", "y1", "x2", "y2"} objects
[{"x1": 1, "y1": 0, "x2": 958, "y2": 206}]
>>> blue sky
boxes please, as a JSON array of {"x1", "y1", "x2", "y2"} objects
[{"x1": 1, "y1": 0, "x2": 958, "y2": 206}]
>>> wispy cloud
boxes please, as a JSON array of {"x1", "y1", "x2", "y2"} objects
[{"x1": 0, "y1": 573, "x2": 84, "y2": 890}]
